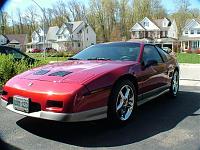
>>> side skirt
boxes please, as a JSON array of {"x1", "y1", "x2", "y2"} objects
[{"x1": 137, "y1": 86, "x2": 169, "y2": 106}]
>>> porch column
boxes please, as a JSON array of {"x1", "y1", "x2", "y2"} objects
[{"x1": 180, "y1": 41, "x2": 182, "y2": 52}]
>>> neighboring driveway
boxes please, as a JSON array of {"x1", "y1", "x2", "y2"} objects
[{"x1": 179, "y1": 63, "x2": 200, "y2": 87}]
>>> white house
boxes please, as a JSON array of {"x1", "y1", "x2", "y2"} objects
[
  {"x1": 180, "y1": 19, "x2": 200, "y2": 51},
  {"x1": 46, "y1": 26, "x2": 59, "y2": 50},
  {"x1": 26, "y1": 27, "x2": 48, "y2": 52},
  {"x1": 56, "y1": 21, "x2": 96, "y2": 51},
  {"x1": 130, "y1": 17, "x2": 178, "y2": 50}
]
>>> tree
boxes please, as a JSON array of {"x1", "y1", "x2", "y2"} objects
[
  {"x1": 68, "y1": 0, "x2": 86, "y2": 21},
  {"x1": 172, "y1": 0, "x2": 192, "y2": 37}
]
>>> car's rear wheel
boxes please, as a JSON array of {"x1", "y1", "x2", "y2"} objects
[
  {"x1": 169, "y1": 70, "x2": 179, "y2": 97},
  {"x1": 108, "y1": 80, "x2": 137, "y2": 124}
]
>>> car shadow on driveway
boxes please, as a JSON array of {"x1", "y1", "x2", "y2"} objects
[{"x1": 16, "y1": 86, "x2": 200, "y2": 147}]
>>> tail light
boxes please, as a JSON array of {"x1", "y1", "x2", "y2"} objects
[{"x1": 46, "y1": 100, "x2": 63, "y2": 112}]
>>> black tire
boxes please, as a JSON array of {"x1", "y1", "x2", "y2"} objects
[
  {"x1": 169, "y1": 70, "x2": 179, "y2": 97},
  {"x1": 108, "y1": 79, "x2": 137, "y2": 124}
]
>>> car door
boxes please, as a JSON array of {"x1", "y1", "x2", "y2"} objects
[
  {"x1": 155, "y1": 46, "x2": 176, "y2": 87},
  {"x1": 139, "y1": 45, "x2": 167, "y2": 102}
]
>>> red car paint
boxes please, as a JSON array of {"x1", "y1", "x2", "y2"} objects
[{"x1": 1, "y1": 42, "x2": 178, "y2": 116}]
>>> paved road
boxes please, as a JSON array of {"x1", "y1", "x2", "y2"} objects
[{"x1": 0, "y1": 64, "x2": 200, "y2": 150}]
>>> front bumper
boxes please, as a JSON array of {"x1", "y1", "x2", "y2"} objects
[{"x1": 1, "y1": 98, "x2": 107, "y2": 122}]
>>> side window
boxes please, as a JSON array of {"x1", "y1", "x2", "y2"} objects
[
  {"x1": 156, "y1": 46, "x2": 171, "y2": 62},
  {"x1": 142, "y1": 45, "x2": 163, "y2": 65},
  {"x1": 5, "y1": 48, "x2": 25, "y2": 59}
]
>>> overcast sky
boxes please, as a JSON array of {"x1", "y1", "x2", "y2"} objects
[{"x1": 2, "y1": 0, "x2": 200, "y2": 17}]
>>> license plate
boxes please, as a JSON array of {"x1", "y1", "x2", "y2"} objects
[{"x1": 13, "y1": 96, "x2": 30, "y2": 113}]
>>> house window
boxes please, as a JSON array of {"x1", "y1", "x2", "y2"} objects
[
  {"x1": 87, "y1": 38, "x2": 88, "y2": 41},
  {"x1": 191, "y1": 30, "x2": 194, "y2": 34},
  {"x1": 162, "y1": 31, "x2": 165, "y2": 37},
  {"x1": 144, "y1": 22, "x2": 149, "y2": 27},
  {"x1": 58, "y1": 36, "x2": 62, "y2": 39},
  {"x1": 78, "y1": 43, "x2": 81, "y2": 47},
  {"x1": 72, "y1": 43, "x2": 74, "y2": 47},
  {"x1": 197, "y1": 30, "x2": 200, "y2": 34},
  {"x1": 185, "y1": 30, "x2": 188, "y2": 34},
  {"x1": 87, "y1": 29, "x2": 88, "y2": 33}
]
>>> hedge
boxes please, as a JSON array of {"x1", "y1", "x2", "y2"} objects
[{"x1": 0, "y1": 54, "x2": 47, "y2": 87}]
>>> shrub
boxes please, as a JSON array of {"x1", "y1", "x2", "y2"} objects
[
  {"x1": 0, "y1": 55, "x2": 16, "y2": 87},
  {"x1": 194, "y1": 49, "x2": 200, "y2": 54},
  {"x1": 0, "y1": 54, "x2": 47, "y2": 87},
  {"x1": 185, "y1": 49, "x2": 192, "y2": 53}
]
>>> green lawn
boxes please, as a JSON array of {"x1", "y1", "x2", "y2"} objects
[
  {"x1": 176, "y1": 53, "x2": 200, "y2": 64},
  {"x1": 27, "y1": 53, "x2": 68, "y2": 62}
]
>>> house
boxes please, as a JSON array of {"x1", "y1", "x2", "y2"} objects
[
  {"x1": 180, "y1": 19, "x2": 200, "y2": 51},
  {"x1": 0, "y1": 34, "x2": 8, "y2": 45},
  {"x1": 46, "y1": 26, "x2": 59, "y2": 50},
  {"x1": 26, "y1": 27, "x2": 48, "y2": 52},
  {"x1": 130, "y1": 17, "x2": 178, "y2": 50},
  {"x1": 56, "y1": 20, "x2": 96, "y2": 51},
  {"x1": 0, "y1": 34, "x2": 28, "y2": 51}
]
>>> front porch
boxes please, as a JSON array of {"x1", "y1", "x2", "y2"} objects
[
  {"x1": 180, "y1": 37, "x2": 200, "y2": 52},
  {"x1": 181, "y1": 40, "x2": 200, "y2": 51},
  {"x1": 26, "y1": 42, "x2": 52, "y2": 52}
]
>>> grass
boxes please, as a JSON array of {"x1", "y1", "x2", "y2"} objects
[
  {"x1": 27, "y1": 53, "x2": 68, "y2": 62},
  {"x1": 176, "y1": 53, "x2": 200, "y2": 64}
]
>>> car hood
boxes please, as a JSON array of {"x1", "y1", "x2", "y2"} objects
[{"x1": 18, "y1": 60, "x2": 136, "y2": 84}]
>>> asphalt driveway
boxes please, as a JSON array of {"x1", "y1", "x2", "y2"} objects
[{"x1": 0, "y1": 64, "x2": 199, "y2": 150}]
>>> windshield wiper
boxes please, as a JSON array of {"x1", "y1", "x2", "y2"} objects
[
  {"x1": 87, "y1": 57, "x2": 111, "y2": 60},
  {"x1": 68, "y1": 57, "x2": 81, "y2": 60}
]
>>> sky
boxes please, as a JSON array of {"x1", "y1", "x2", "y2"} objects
[{"x1": 2, "y1": 0, "x2": 200, "y2": 17}]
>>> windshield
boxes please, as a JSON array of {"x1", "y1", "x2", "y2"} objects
[{"x1": 72, "y1": 43, "x2": 141, "y2": 61}]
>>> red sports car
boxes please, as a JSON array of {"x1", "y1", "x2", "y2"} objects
[{"x1": 1, "y1": 42, "x2": 179, "y2": 124}]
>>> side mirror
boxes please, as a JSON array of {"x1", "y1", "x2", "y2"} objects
[{"x1": 145, "y1": 60, "x2": 158, "y2": 68}]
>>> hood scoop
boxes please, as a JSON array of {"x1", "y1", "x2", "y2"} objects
[{"x1": 48, "y1": 71, "x2": 72, "y2": 77}]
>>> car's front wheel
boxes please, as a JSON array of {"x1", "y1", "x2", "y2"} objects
[
  {"x1": 108, "y1": 80, "x2": 137, "y2": 124},
  {"x1": 169, "y1": 70, "x2": 179, "y2": 97}
]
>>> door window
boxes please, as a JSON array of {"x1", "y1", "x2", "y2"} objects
[{"x1": 142, "y1": 45, "x2": 163, "y2": 65}]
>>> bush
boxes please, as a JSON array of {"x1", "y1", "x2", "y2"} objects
[
  {"x1": 194, "y1": 49, "x2": 200, "y2": 54},
  {"x1": 0, "y1": 54, "x2": 47, "y2": 87},
  {"x1": 0, "y1": 55, "x2": 16, "y2": 87},
  {"x1": 185, "y1": 49, "x2": 192, "y2": 53}
]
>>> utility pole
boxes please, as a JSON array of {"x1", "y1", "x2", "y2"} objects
[{"x1": 32, "y1": 0, "x2": 46, "y2": 59}]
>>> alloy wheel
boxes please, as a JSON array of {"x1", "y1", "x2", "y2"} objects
[
  {"x1": 116, "y1": 85, "x2": 135, "y2": 121},
  {"x1": 172, "y1": 71, "x2": 179, "y2": 95}
]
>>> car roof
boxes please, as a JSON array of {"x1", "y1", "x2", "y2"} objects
[
  {"x1": 96, "y1": 41, "x2": 142, "y2": 46},
  {"x1": 95, "y1": 41, "x2": 156, "y2": 46}
]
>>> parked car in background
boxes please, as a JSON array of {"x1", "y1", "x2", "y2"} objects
[
  {"x1": 31, "y1": 48, "x2": 42, "y2": 53},
  {"x1": 0, "y1": 45, "x2": 35, "y2": 64},
  {"x1": 1, "y1": 42, "x2": 179, "y2": 124}
]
